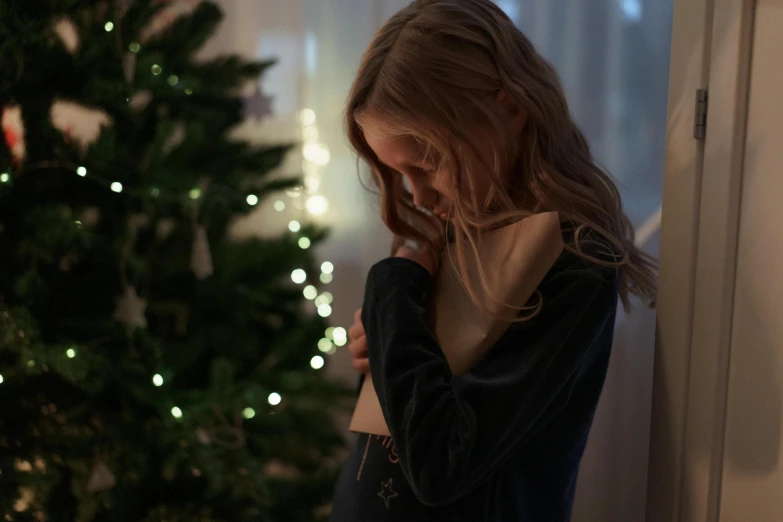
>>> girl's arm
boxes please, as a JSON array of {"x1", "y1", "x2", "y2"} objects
[{"x1": 361, "y1": 256, "x2": 618, "y2": 506}]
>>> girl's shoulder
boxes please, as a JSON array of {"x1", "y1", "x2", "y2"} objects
[{"x1": 544, "y1": 226, "x2": 623, "y2": 292}]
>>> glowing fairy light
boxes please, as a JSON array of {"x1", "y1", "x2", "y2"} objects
[
  {"x1": 242, "y1": 407, "x2": 256, "y2": 419},
  {"x1": 111, "y1": 182, "x2": 123, "y2": 193},
  {"x1": 303, "y1": 285, "x2": 318, "y2": 300},
  {"x1": 306, "y1": 195, "x2": 328, "y2": 216},
  {"x1": 318, "y1": 338, "x2": 333, "y2": 352},
  {"x1": 317, "y1": 304, "x2": 332, "y2": 318},
  {"x1": 66, "y1": 348, "x2": 76, "y2": 358},
  {"x1": 298, "y1": 237, "x2": 311, "y2": 249},
  {"x1": 299, "y1": 108, "x2": 316, "y2": 126},
  {"x1": 333, "y1": 327, "x2": 348, "y2": 347},
  {"x1": 288, "y1": 220, "x2": 301, "y2": 233},
  {"x1": 153, "y1": 374, "x2": 164, "y2": 386},
  {"x1": 268, "y1": 392, "x2": 282, "y2": 406},
  {"x1": 310, "y1": 355, "x2": 324, "y2": 370},
  {"x1": 77, "y1": 166, "x2": 87, "y2": 177},
  {"x1": 171, "y1": 406, "x2": 183, "y2": 419},
  {"x1": 291, "y1": 269, "x2": 307, "y2": 284},
  {"x1": 274, "y1": 200, "x2": 285, "y2": 211},
  {"x1": 246, "y1": 194, "x2": 259, "y2": 206},
  {"x1": 321, "y1": 262, "x2": 334, "y2": 275}
]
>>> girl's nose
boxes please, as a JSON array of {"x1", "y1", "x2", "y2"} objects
[{"x1": 409, "y1": 178, "x2": 439, "y2": 209}]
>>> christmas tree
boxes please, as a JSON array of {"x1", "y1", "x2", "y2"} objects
[{"x1": 0, "y1": 1, "x2": 349, "y2": 520}]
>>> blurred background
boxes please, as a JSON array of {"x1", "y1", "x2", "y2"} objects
[{"x1": 0, "y1": 0, "x2": 672, "y2": 520}]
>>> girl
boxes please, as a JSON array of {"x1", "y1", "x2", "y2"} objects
[{"x1": 330, "y1": 0, "x2": 657, "y2": 521}]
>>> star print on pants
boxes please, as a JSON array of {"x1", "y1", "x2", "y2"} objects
[{"x1": 378, "y1": 478, "x2": 399, "y2": 508}]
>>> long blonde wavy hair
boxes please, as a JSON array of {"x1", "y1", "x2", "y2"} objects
[{"x1": 345, "y1": 0, "x2": 657, "y2": 311}]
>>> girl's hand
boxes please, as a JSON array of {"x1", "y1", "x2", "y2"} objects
[
  {"x1": 348, "y1": 308, "x2": 370, "y2": 374},
  {"x1": 395, "y1": 239, "x2": 440, "y2": 276}
]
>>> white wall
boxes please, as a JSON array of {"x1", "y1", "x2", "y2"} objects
[{"x1": 719, "y1": 1, "x2": 783, "y2": 519}]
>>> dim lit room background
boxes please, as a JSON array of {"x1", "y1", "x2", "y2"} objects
[{"x1": 203, "y1": 0, "x2": 672, "y2": 520}]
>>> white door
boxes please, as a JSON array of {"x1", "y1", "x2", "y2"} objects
[
  {"x1": 718, "y1": 1, "x2": 783, "y2": 520},
  {"x1": 649, "y1": 0, "x2": 783, "y2": 520}
]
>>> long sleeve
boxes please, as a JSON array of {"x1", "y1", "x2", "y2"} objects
[{"x1": 361, "y1": 256, "x2": 618, "y2": 507}]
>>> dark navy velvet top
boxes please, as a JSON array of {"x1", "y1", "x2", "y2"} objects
[{"x1": 331, "y1": 240, "x2": 620, "y2": 522}]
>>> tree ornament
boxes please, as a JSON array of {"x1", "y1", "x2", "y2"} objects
[
  {"x1": 113, "y1": 286, "x2": 148, "y2": 329},
  {"x1": 141, "y1": 0, "x2": 203, "y2": 43},
  {"x1": 2, "y1": 105, "x2": 26, "y2": 164},
  {"x1": 50, "y1": 100, "x2": 111, "y2": 154},
  {"x1": 129, "y1": 90, "x2": 153, "y2": 112},
  {"x1": 86, "y1": 456, "x2": 116, "y2": 493},
  {"x1": 53, "y1": 17, "x2": 80, "y2": 54},
  {"x1": 243, "y1": 85, "x2": 275, "y2": 121},
  {"x1": 190, "y1": 224, "x2": 213, "y2": 279}
]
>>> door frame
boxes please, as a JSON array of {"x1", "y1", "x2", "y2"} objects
[{"x1": 647, "y1": 0, "x2": 756, "y2": 521}]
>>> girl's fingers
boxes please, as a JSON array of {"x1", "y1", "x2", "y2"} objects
[
  {"x1": 348, "y1": 335, "x2": 367, "y2": 358},
  {"x1": 352, "y1": 357, "x2": 370, "y2": 374},
  {"x1": 348, "y1": 319, "x2": 365, "y2": 340}
]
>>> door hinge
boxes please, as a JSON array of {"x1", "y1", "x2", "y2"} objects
[{"x1": 694, "y1": 88, "x2": 708, "y2": 140}]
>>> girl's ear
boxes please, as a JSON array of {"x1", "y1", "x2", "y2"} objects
[{"x1": 495, "y1": 89, "x2": 527, "y2": 133}]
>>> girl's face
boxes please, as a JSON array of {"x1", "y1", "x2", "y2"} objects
[{"x1": 361, "y1": 116, "x2": 493, "y2": 221}]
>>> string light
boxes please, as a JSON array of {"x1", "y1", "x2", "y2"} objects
[
  {"x1": 303, "y1": 285, "x2": 317, "y2": 300},
  {"x1": 129, "y1": 42, "x2": 141, "y2": 53},
  {"x1": 318, "y1": 338, "x2": 333, "y2": 352},
  {"x1": 291, "y1": 269, "x2": 306, "y2": 284},
  {"x1": 310, "y1": 355, "x2": 325, "y2": 370},
  {"x1": 27, "y1": 360, "x2": 35, "y2": 367},
  {"x1": 306, "y1": 195, "x2": 329, "y2": 216},
  {"x1": 152, "y1": 374, "x2": 164, "y2": 387},
  {"x1": 151, "y1": 64, "x2": 162, "y2": 76},
  {"x1": 321, "y1": 262, "x2": 334, "y2": 275},
  {"x1": 150, "y1": 187, "x2": 160, "y2": 198},
  {"x1": 167, "y1": 75, "x2": 179, "y2": 86},
  {"x1": 274, "y1": 200, "x2": 285, "y2": 211},
  {"x1": 325, "y1": 327, "x2": 335, "y2": 339},
  {"x1": 303, "y1": 143, "x2": 330, "y2": 166},
  {"x1": 268, "y1": 392, "x2": 282, "y2": 406},
  {"x1": 66, "y1": 348, "x2": 76, "y2": 358},
  {"x1": 171, "y1": 406, "x2": 183, "y2": 419},
  {"x1": 298, "y1": 237, "x2": 311, "y2": 249},
  {"x1": 317, "y1": 304, "x2": 332, "y2": 318},
  {"x1": 304, "y1": 175, "x2": 320, "y2": 193},
  {"x1": 110, "y1": 182, "x2": 123, "y2": 193},
  {"x1": 333, "y1": 327, "x2": 348, "y2": 347},
  {"x1": 104, "y1": 21, "x2": 114, "y2": 32},
  {"x1": 185, "y1": 88, "x2": 193, "y2": 95},
  {"x1": 242, "y1": 407, "x2": 256, "y2": 419},
  {"x1": 320, "y1": 273, "x2": 333, "y2": 284},
  {"x1": 189, "y1": 188, "x2": 201, "y2": 200},
  {"x1": 0, "y1": 374, "x2": 4, "y2": 384},
  {"x1": 0, "y1": 173, "x2": 9, "y2": 183},
  {"x1": 77, "y1": 166, "x2": 87, "y2": 177},
  {"x1": 246, "y1": 194, "x2": 259, "y2": 206},
  {"x1": 288, "y1": 220, "x2": 301, "y2": 233},
  {"x1": 299, "y1": 108, "x2": 316, "y2": 126}
]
